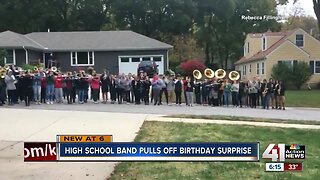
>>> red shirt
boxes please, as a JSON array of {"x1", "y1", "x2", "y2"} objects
[
  {"x1": 89, "y1": 77, "x2": 100, "y2": 90},
  {"x1": 54, "y1": 76, "x2": 62, "y2": 88},
  {"x1": 40, "y1": 77, "x2": 46, "y2": 88}
]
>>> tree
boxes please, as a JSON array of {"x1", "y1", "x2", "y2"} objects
[
  {"x1": 291, "y1": 62, "x2": 312, "y2": 89},
  {"x1": 272, "y1": 62, "x2": 311, "y2": 89},
  {"x1": 179, "y1": 59, "x2": 206, "y2": 76},
  {"x1": 313, "y1": 0, "x2": 320, "y2": 31}
]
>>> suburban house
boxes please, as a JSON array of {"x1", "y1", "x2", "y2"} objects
[
  {"x1": 0, "y1": 30, "x2": 172, "y2": 74},
  {"x1": 234, "y1": 28, "x2": 320, "y2": 86}
]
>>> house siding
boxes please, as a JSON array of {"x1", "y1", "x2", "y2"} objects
[
  {"x1": 28, "y1": 50, "x2": 42, "y2": 64},
  {"x1": 54, "y1": 50, "x2": 168, "y2": 74}
]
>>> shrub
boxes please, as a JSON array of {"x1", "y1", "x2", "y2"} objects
[
  {"x1": 0, "y1": 49, "x2": 7, "y2": 66},
  {"x1": 179, "y1": 59, "x2": 206, "y2": 76},
  {"x1": 272, "y1": 61, "x2": 311, "y2": 89}
]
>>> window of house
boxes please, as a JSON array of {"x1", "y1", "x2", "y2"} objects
[
  {"x1": 142, "y1": 57, "x2": 151, "y2": 61},
  {"x1": 296, "y1": 34, "x2": 304, "y2": 47},
  {"x1": 278, "y1": 60, "x2": 293, "y2": 67},
  {"x1": 4, "y1": 49, "x2": 14, "y2": 64},
  {"x1": 132, "y1": 57, "x2": 140, "y2": 62},
  {"x1": 261, "y1": 62, "x2": 265, "y2": 75},
  {"x1": 262, "y1": 37, "x2": 267, "y2": 51},
  {"x1": 120, "y1": 57, "x2": 129, "y2": 63},
  {"x1": 310, "y1": 60, "x2": 320, "y2": 74},
  {"x1": 71, "y1": 52, "x2": 94, "y2": 66},
  {"x1": 256, "y1": 63, "x2": 260, "y2": 75},
  {"x1": 153, "y1": 56, "x2": 162, "y2": 62},
  {"x1": 242, "y1": 65, "x2": 247, "y2": 76},
  {"x1": 249, "y1": 64, "x2": 252, "y2": 73},
  {"x1": 247, "y1": 42, "x2": 250, "y2": 53}
]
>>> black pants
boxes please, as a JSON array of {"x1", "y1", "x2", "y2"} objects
[
  {"x1": 66, "y1": 89, "x2": 72, "y2": 103},
  {"x1": 175, "y1": 90, "x2": 182, "y2": 105},
  {"x1": 71, "y1": 87, "x2": 76, "y2": 103},
  {"x1": 195, "y1": 92, "x2": 201, "y2": 104},
  {"x1": 152, "y1": 88, "x2": 160, "y2": 105},
  {"x1": 250, "y1": 93, "x2": 257, "y2": 108},
  {"x1": 124, "y1": 90, "x2": 130, "y2": 102},
  {"x1": 143, "y1": 89, "x2": 150, "y2": 104},
  {"x1": 24, "y1": 87, "x2": 33, "y2": 106},
  {"x1": 134, "y1": 90, "x2": 141, "y2": 104},
  {"x1": 202, "y1": 93, "x2": 208, "y2": 104},
  {"x1": 159, "y1": 88, "x2": 168, "y2": 104},
  {"x1": 41, "y1": 87, "x2": 46, "y2": 103},
  {"x1": 218, "y1": 91, "x2": 223, "y2": 106},
  {"x1": 92, "y1": 89, "x2": 99, "y2": 102},
  {"x1": 110, "y1": 88, "x2": 116, "y2": 101},
  {"x1": 238, "y1": 93, "x2": 243, "y2": 107},
  {"x1": 117, "y1": 88, "x2": 123, "y2": 103},
  {"x1": 7, "y1": 90, "x2": 15, "y2": 105}
]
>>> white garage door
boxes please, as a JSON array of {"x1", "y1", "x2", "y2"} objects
[{"x1": 118, "y1": 55, "x2": 164, "y2": 75}]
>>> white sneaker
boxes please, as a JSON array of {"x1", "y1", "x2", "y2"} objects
[
  {"x1": 38, "y1": 102, "x2": 41, "y2": 105},
  {"x1": 46, "y1": 102, "x2": 50, "y2": 105},
  {"x1": 50, "y1": 101, "x2": 53, "y2": 104}
]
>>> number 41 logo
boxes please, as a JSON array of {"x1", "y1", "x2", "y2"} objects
[{"x1": 262, "y1": 144, "x2": 285, "y2": 162}]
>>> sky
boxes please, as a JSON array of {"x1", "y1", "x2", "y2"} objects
[{"x1": 278, "y1": 0, "x2": 316, "y2": 18}]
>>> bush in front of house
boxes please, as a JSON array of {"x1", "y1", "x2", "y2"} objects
[
  {"x1": 179, "y1": 59, "x2": 206, "y2": 76},
  {"x1": 272, "y1": 61, "x2": 311, "y2": 89},
  {"x1": 0, "y1": 49, "x2": 6, "y2": 66}
]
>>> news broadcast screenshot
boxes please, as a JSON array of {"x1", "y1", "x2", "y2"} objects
[{"x1": 0, "y1": 0, "x2": 319, "y2": 179}]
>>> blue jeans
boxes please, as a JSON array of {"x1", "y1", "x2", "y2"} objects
[
  {"x1": 78, "y1": 90, "x2": 85, "y2": 103},
  {"x1": 263, "y1": 93, "x2": 272, "y2": 109},
  {"x1": 232, "y1": 92, "x2": 239, "y2": 106},
  {"x1": 223, "y1": 92, "x2": 230, "y2": 106},
  {"x1": 46, "y1": 84, "x2": 54, "y2": 102},
  {"x1": 33, "y1": 85, "x2": 41, "y2": 102}
]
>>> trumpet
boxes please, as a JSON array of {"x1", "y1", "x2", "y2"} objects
[
  {"x1": 204, "y1": 68, "x2": 215, "y2": 79},
  {"x1": 193, "y1": 69, "x2": 202, "y2": 80},
  {"x1": 229, "y1": 71, "x2": 240, "y2": 81},
  {"x1": 51, "y1": 66, "x2": 57, "y2": 72},
  {"x1": 215, "y1": 69, "x2": 226, "y2": 79}
]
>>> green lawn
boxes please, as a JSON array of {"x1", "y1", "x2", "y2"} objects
[
  {"x1": 110, "y1": 122, "x2": 320, "y2": 180},
  {"x1": 286, "y1": 90, "x2": 320, "y2": 108}
]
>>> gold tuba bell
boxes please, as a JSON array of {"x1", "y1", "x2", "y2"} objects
[
  {"x1": 229, "y1": 71, "x2": 240, "y2": 81},
  {"x1": 215, "y1": 69, "x2": 226, "y2": 79},
  {"x1": 204, "y1": 68, "x2": 215, "y2": 79},
  {"x1": 51, "y1": 66, "x2": 57, "y2": 72},
  {"x1": 193, "y1": 69, "x2": 202, "y2": 80}
]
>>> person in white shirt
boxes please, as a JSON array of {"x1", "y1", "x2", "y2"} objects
[{"x1": 231, "y1": 80, "x2": 239, "y2": 107}]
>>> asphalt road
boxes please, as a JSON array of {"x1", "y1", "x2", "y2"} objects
[{"x1": 2, "y1": 101, "x2": 320, "y2": 121}]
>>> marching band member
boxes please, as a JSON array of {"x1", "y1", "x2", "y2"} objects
[
  {"x1": 0, "y1": 74, "x2": 6, "y2": 106},
  {"x1": 238, "y1": 81, "x2": 245, "y2": 108},
  {"x1": 46, "y1": 71, "x2": 55, "y2": 104},
  {"x1": 223, "y1": 79, "x2": 231, "y2": 106},
  {"x1": 129, "y1": 73, "x2": 135, "y2": 103},
  {"x1": 263, "y1": 78, "x2": 274, "y2": 110},
  {"x1": 277, "y1": 80, "x2": 286, "y2": 110},
  {"x1": 231, "y1": 80, "x2": 239, "y2": 107},
  {"x1": 274, "y1": 80, "x2": 279, "y2": 109},
  {"x1": 270, "y1": 79, "x2": 276, "y2": 109},
  {"x1": 194, "y1": 78, "x2": 202, "y2": 105},
  {"x1": 109, "y1": 75, "x2": 116, "y2": 104},
  {"x1": 142, "y1": 75, "x2": 151, "y2": 105},
  {"x1": 4, "y1": 70, "x2": 16, "y2": 105},
  {"x1": 33, "y1": 70, "x2": 42, "y2": 104},
  {"x1": 22, "y1": 70, "x2": 33, "y2": 106},
  {"x1": 64, "y1": 72, "x2": 73, "y2": 104},
  {"x1": 151, "y1": 74, "x2": 161, "y2": 106},
  {"x1": 185, "y1": 76, "x2": 194, "y2": 107},
  {"x1": 132, "y1": 75, "x2": 142, "y2": 104},
  {"x1": 248, "y1": 77, "x2": 259, "y2": 108},
  {"x1": 40, "y1": 70, "x2": 46, "y2": 104},
  {"x1": 100, "y1": 69, "x2": 109, "y2": 104},
  {"x1": 166, "y1": 75, "x2": 175, "y2": 106},
  {"x1": 260, "y1": 79, "x2": 267, "y2": 108},
  {"x1": 123, "y1": 75, "x2": 131, "y2": 104},
  {"x1": 201, "y1": 79, "x2": 209, "y2": 105},
  {"x1": 159, "y1": 75, "x2": 169, "y2": 105},
  {"x1": 218, "y1": 79, "x2": 224, "y2": 106},
  {"x1": 54, "y1": 73, "x2": 63, "y2": 103},
  {"x1": 174, "y1": 75, "x2": 183, "y2": 106},
  {"x1": 89, "y1": 71, "x2": 100, "y2": 104},
  {"x1": 76, "y1": 73, "x2": 87, "y2": 104}
]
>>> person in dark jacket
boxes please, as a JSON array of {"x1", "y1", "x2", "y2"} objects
[
  {"x1": 109, "y1": 75, "x2": 116, "y2": 104},
  {"x1": 100, "y1": 69, "x2": 110, "y2": 104},
  {"x1": 0, "y1": 76, "x2": 6, "y2": 106},
  {"x1": 174, "y1": 75, "x2": 183, "y2": 105},
  {"x1": 22, "y1": 71, "x2": 34, "y2": 106},
  {"x1": 132, "y1": 76, "x2": 143, "y2": 104},
  {"x1": 142, "y1": 76, "x2": 151, "y2": 105},
  {"x1": 277, "y1": 80, "x2": 286, "y2": 110}
]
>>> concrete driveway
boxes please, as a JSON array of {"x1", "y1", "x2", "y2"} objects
[{"x1": 0, "y1": 108, "x2": 146, "y2": 180}]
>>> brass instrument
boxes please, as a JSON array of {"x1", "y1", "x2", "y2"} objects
[
  {"x1": 193, "y1": 69, "x2": 202, "y2": 80},
  {"x1": 34, "y1": 67, "x2": 39, "y2": 71},
  {"x1": 262, "y1": 88, "x2": 268, "y2": 96},
  {"x1": 204, "y1": 68, "x2": 215, "y2": 79},
  {"x1": 0, "y1": 68, "x2": 6, "y2": 78},
  {"x1": 228, "y1": 71, "x2": 240, "y2": 81},
  {"x1": 215, "y1": 69, "x2": 226, "y2": 79},
  {"x1": 51, "y1": 66, "x2": 57, "y2": 72}
]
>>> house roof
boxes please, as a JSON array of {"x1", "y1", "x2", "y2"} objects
[
  {"x1": 0, "y1": 31, "x2": 44, "y2": 50},
  {"x1": 25, "y1": 31, "x2": 173, "y2": 51},
  {"x1": 235, "y1": 29, "x2": 297, "y2": 65}
]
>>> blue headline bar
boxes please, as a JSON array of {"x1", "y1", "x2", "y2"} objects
[{"x1": 59, "y1": 142, "x2": 259, "y2": 158}]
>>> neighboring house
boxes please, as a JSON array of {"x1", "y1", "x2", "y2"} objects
[
  {"x1": 234, "y1": 28, "x2": 320, "y2": 86},
  {"x1": 0, "y1": 30, "x2": 172, "y2": 74}
]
